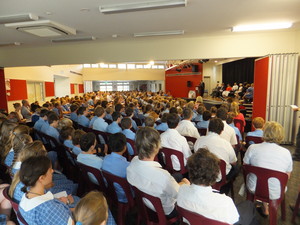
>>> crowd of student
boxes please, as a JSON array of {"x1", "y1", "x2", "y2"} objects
[{"x1": 0, "y1": 90, "x2": 294, "y2": 225}]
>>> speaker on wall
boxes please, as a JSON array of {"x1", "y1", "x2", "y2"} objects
[
  {"x1": 187, "y1": 81, "x2": 192, "y2": 87},
  {"x1": 192, "y1": 65, "x2": 198, "y2": 72}
]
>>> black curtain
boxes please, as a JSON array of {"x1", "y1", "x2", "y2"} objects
[{"x1": 222, "y1": 57, "x2": 257, "y2": 85}]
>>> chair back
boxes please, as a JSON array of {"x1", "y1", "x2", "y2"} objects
[
  {"x1": 77, "y1": 124, "x2": 93, "y2": 133},
  {"x1": 184, "y1": 136, "x2": 197, "y2": 144},
  {"x1": 132, "y1": 186, "x2": 178, "y2": 225},
  {"x1": 176, "y1": 204, "x2": 229, "y2": 225},
  {"x1": 159, "y1": 147, "x2": 187, "y2": 174},
  {"x1": 212, "y1": 159, "x2": 227, "y2": 190},
  {"x1": 92, "y1": 129, "x2": 109, "y2": 144},
  {"x1": 3, "y1": 187, "x2": 29, "y2": 225},
  {"x1": 102, "y1": 171, "x2": 135, "y2": 207},
  {"x1": 234, "y1": 119, "x2": 244, "y2": 134},
  {"x1": 126, "y1": 138, "x2": 138, "y2": 156},
  {"x1": 198, "y1": 128, "x2": 207, "y2": 136},
  {"x1": 243, "y1": 164, "x2": 288, "y2": 203},
  {"x1": 77, "y1": 162, "x2": 107, "y2": 194},
  {"x1": 245, "y1": 136, "x2": 263, "y2": 148}
]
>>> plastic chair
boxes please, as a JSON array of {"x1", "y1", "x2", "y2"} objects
[
  {"x1": 243, "y1": 164, "x2": 288, "y2": 225},
  {"x1": 184, "y1": 136, "x2": 197, "y2": 145},
  {"x1": 77, "y1": 123, "x2": 93, "y2": 133},
  {"x1": 159, "y1": 147, "x2": 188, "y2": 175},
  {"x1": 176, "y1": 204, "x2": 230, "y2": 225},
  {"x1": 245, "y1": 136, "x2": 263, "y2": 148},
  {"x1": 126, "y1": 138, "x2": 138, "y2": 157},
  {"x1": 197, "y1": 128, "x2": 207, "y2": 136},
  {"x1": 77, "y1": 162, "x2": 107, "y2": 195},
  {"x1": 92, "y1": 129, "x2": 109, "y2": 144},
  {"x1": 2, "y1": 187, "x2": 29, "y2": 225},
  {"x1": 291, "y1": 187, "x2": 300, "y2": 223},
  {"x1": 102, "y1": 171, "x2": 135, "y2": 225},
  {"x1": 132, "y1": 186, "x2": 179, "y2": 225},
  {"x1": 234, "y1": 118, "x2": 244, "y2": 135}
]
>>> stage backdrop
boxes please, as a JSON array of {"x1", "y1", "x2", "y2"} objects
[{"x1": 165, "y1": 63, "x2": 203, "y2": 98}]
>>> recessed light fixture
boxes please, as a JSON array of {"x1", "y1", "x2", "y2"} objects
[
  {"x1": 112, "y1": 34, "x2": 118, "y2": 38},
  {"x1": 232, "y1": 22, "x2": 292, "y2": 32},
  {"x1": 99, "y1": 0, "x2": 187, "y2": 14},
  {"x1": 52, "y1": 36, "x2": 96, "y2": 43},
  {"x1": 134, "y1": 30, "x2": 184, "y2": 37},
  {"x1": 0, "y1": 13, "x2": 38, "y2": 24},
  {"x1": 80, "y1": 8, "x2": 90, "y2": 12}
]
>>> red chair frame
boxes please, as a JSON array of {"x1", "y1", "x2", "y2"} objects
[
  {"x1": 159, "y1": 147, "x2": 188, "y2": 175},
  {"x1": 197, "y1": 128, "x2": 207, "y2": 136},
  {"x1": 245, "y1": 136, "x2": 263, "y2": 149},
  {"x1": 243, "y1": 164, "x2": 288, "y2": 225}
]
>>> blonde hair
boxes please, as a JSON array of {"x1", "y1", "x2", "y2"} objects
[
  {"x1": 263, "y1": 121, "x2": 284, "y2": 144},
  {"x1": 252, "y1": 117, "x2": 265, "y2": 129},
  {"x1": 74, "y1": 191, "x2": 108, "y2": 225},
  {"x1": 58, "y1": 118, "x2": 73, "y2": 130},
  {"x1": 196, "y1": 96, "x2": 203, "y2": 103},
  {"x1": 230, "y1": 102, "x2": 240, "y2": 117}
]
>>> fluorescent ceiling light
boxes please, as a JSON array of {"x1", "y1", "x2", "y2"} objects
[
  {"x1": 5, "y1": 20, "x2": 76, "y2": 37},
  {"x1": 134, "y1": 30, "x2": 184, "y2": 37},
  {"x1": 232, "y1": 22, "x2": 292, "y2": 32},
  {"x1": 0, "y1": 13, "x2": 38, "y2": 24},
  {"x1": 52, "y1": 36, "x2": 96, "y2": 43},
  {"x1": 0, "y1": 42, "x2": 21, "y2": 47},
  {"x1": 100, "y1": 0, "x2": 187, "y2": 14}
]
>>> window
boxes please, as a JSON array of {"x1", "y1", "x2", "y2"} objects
[
  {"x1": 118, "y1": 64, "x2": 126, "y2": 69},
  {"x1": 99, "y1": 82, "x2": 113, "y2": 91},
  {"x1": 92, "y1": 64, "x2": 99, "y2": 68},
  {"x1": 100, "y1": 63, "x2": 108, "y2": 68},
  {"x1": 109, "y1": 64, "x2": 117, "y2": 69},
  {"x1": 127, "y1": 64, "x2": 135, "y2": 69},
  {"x1": 116, "y1": 82, "x2": 129, "y2": 91},
  {"x1": 83, "y1": 64, "x2": 91, "y2": 68}
]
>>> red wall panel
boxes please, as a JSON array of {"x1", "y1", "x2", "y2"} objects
[
  {"x1": 78, "y1": 84, "x2": 84, "y2": 93},
  {"x1": 7, "y1": 79, "x2": 28, "y2": 101},
  {"x1": 0, "y1": 69, "x2": 8, "y2": 111},
  {"x1": 45, "y1": 82, "x2": 55, "y2": 97},
  {"x1": 165, "y1": 63, "x2": 203, "y2": 98},
  {"x1": 252, "y1": 57, "x2": 269, "y2": 120},
  {"x1": 70, "y1": 84, "x2": 75, "y2": 94}
]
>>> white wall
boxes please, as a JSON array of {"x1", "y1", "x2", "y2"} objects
[
  {"x1": 54, "y1": 75, "x2": 70, "y2": 97},
  {"x1": 0, "y1": 30, "x2": 299, "y2": 67},
  {"x1": 202, "y1": 63, "x2": 222, "y2": 94}
]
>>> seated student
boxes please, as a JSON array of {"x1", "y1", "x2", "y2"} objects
[
  {"x1": 121, "y1": 118, "x2": 135, "y2": 155},
  {"x1": 246, "y1": 117, "x2": 264, "y2": 138},
  {"x1": 196, "y1": 110, "x2": 211, "y2": 129},
  {"x1": 227, "y1": 112, "x2": 242, "y2": 142},
  {"x1": 177, "y1": 148, "x2": 239, "y2": 224},
  {"x1": 104, "y1": 107, "x2": 113, "y2": 122},
  {"x1": 74, "y1": 191, "x2": 108, "y2": 225},
  {"x1": 115, "y1": 103, "x2": 126, "y2": 117},
  {"x1": 57, "y1": 118, "x2": 73, "y2": 132},
  {"x1": 230, "y1": 102, "x2": 246, "y2": 133},
  {"x1": 40, "y1": 111, "x2": 55, "y2": 134},
  {"x1": 194, "y1": 118, "x2": 238, "y2": 185},
  {"x1": 161, "y1": 113, "x2": 192, "y2": 171},
  {"x1": 70, "y1": 104, "x2": 79, "y2": 122},
  {"x1": 93, "y1": 106, "x2": 108, "y2": 132},
  {"x1": 33, "y1": 108, "x2": 48, "y2": 131},
  {"x1": 31, "y1": 105, "x2": 40, "y2": 124},
  {"x1": 125, "y1": 107, "x2": 138, "y2": 131},
  {"x1": 53, "y1": 102, "x2": 63, "y2": 118},
  {"x1": 210, "y1": 106, "x2": 217, "y2": 118},
  {"x1": 18, "y1": 156, "x2": 73, "y2": 225},
  {"x1": 60, "y1": 126, "x2": 75, "y2": 149},
  {"x1": 77, "y1": 133, "x2": 103, "y2": 185},
  {"x1": 193, "y1": 105, "x2": 205, "y2": 122},
  {"x1": 217, "y1": 108, "x2": 237, "y2": 146},
  {"x1": 155, "y1": 113, "x2": 169, "y2": 132},
  {"x1": 176, "y1": 108, "x2": 200, "y2": 139},
  {"x1": 43, "y1": 112, "x2": 60, "y2": 143},
  {"x1": 77, "y1": 106, "x2": 90, "y2": 127},
  {"x1": 71, "y1": 130, "x2": 86, "y2": 156},
  {"x1": 102, "y1": 133, "x2": 130, "y2": 203},
  {"x1": 127, "y1": 127, "x2": 190, "y2": 217},
  {"x1": 144, "y1": 116, "x2": 155, "y2": 128},
  {"x1": 106, "y1": 112, "x2": 122, "y2": 134}
]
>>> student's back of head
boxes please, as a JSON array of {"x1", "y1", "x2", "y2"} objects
[
  {"x1": 121, "y1": 117, "x2": 132, "y2": 130},
  {"x1": 108, "y1": 133, "x2": 127, "y2": 153},
  {"x1": 208, "y1": 118, "x2": 224, "y2": 135},
  {"x1": 80, "y1": 132, "x2": 96, "y2": 152},
  {"x1": 136, "y1": 127, "x2": 161, "y2": 160},
  {"x1": 166, "y1": 113, "x2": 180, "y2": 129},
  {"x1": 216, "y1": 107, "x2": 228, "y2": 121}
]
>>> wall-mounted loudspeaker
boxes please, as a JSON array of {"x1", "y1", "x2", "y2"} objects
[
  {"x1": 192, "y1": 65, "x2": 198, "y2": 72},
  {"x1": 187, "y1": 81, "x2": 192, "y2": 87}
]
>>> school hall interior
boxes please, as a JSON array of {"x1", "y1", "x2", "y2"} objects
[{"x1": 0, "y1": 0, "x2": 300, "y2": 224}]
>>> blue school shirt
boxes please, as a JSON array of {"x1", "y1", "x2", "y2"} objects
[
  {"x1": 34, "y1": 117, "x2": 47, "y2": 131},
  {"x1": 229, "y1": 123, "x2": 242, "y2": 141},
  {"x1": 70, "y1": 112, "x2": 78, "y2": 122},
  {"x1": 4, "y1": 149, "x2": 14, "y2": 167},
  {"x1": 72, "y1": 146, "x2": 82, "y2": 156},
  {"x1": 63, "y1": 140, "x2": 74, "y2": 149},
  {"x1": 45, "y1": 126, "x2": 60, "y2": 143},
  {"x1": 78, "y1": 115, "x2": 90, "y2": 127},
  {"x1": 93, "y1": 117, "x2": 108, "y2": 132},
  {"x1": 106, "y1": 121, "x2": 122, "y2": 134},
  {"x1": 155, "y1": 122, "x2": 169, "y2": 132},
  {"x1": 122, "y1": 129, "x2": 136, "y2": 155},
  {"x1": 89, "y1": 116, "x2": 98, "y2": 128}
]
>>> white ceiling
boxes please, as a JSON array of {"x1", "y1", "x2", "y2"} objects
[{"x1": 0, "y1": 0, "x2": 299, "y2": 65}]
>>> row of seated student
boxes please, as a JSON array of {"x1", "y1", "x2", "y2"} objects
[{"x1": 0, "y1": 91, "x2": 292, "y2": 224}]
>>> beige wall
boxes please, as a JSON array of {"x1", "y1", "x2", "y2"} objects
[
  {"x1": 82, "y1": 68, "x2": 165, "y2": 81},
  {"x1": 0, "y1": 30, "x2": 299, "y2": 67}
]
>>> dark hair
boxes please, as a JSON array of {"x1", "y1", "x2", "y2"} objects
[
  {"x1": 40, "y1": 108, "x2": 49, "y2": 117},
  {"x1": 80, "y1": 132, "x2": 96, "y2": 152},
  {"x1": 166, "y1": 113, "x2": 180, "y2": 129},
  {"x1": 145, "y1": 104, "x2": 152, "y2": 113},
  {"x1": 210, "y1": 106, "x2": 217, "y2": 114},
  {"x1": 77, "y1": 106, "x2": 87, "y2": 116},
  {"x1": 115, "y1": 104, "x2": 123, "y2": 112},
  {"x1": 196, "y1": 105, "x2": 206, "y2": 115},
  {"x1": 101, "y1": 101, "x2": 108, "y2": 108},
  {"x1": 108, "y1": 133, "x2": 127, "y2": 153},
  {"x1": 70, "y1": 104, "x2": 79, "y2": 113},
  {"x1": 19, "y1": 156, "x2": 51, "y2": 192},
  {"x1": 182, "y1": 108, "x2": 193, "y2": 120},
  {"x1": 202, "y1": 110, "x2": 211, "y2": 121},
  {"x1": 144, "y1": 116, "x2": 155, "y2": 127},
  {"x1": 47, "y1": 112, "x2": 59, "y2": 124},
  {"x1": 216, "y1": 107, "x2": 228, "y2": 120},
  {"x1": 160, "y1": 113, "x2": 169, "y2": 123},
  {"x1": 72, "y1": 130, "x2": 86, "y2": 145},
  {"x1": 226, "y1": 112, "x2": 235, "y2": 124},
  {"x1": 136, "y1": 127, "x2": 160, "y2": 160},
  {"x1": 208, "y1": 118, "x2": 224, "y2": 134},
  {"x1": 60, "y1": 126, "x2": 75, "y2": 140},
  {"x1": 169, "y1": 107, "x2": 178, "y2": 114},
  {"x1": 43, "y1": 103, "x2": 49, "y2": 108},
  {"x1": 187, "y1": 148, "x2": 219, "y2": 186},
  {"x1": 121, "y1": 117, "x2": 132, "y2": 129},
  {"x1": 94, "y1": 106, "x2": 105, "y2": 117},
  {"x1": 125, "y1": 107, "x2": 134, "y2": 117},
  {"x1": 112, "y1": 111, "x2": 121, "y2": 121}
]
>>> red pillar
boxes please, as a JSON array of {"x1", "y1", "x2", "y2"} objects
[{"x1": 0, "y1": 68, "x2": 8, "y2": 112}]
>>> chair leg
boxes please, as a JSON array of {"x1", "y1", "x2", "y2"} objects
[
  {"x1": 230, "y1": 182, "x2": 235, "y2": 202},
  {"x1": 117, "y1": 204, "x2": 124, "y2": 225},
  {"x1": 269, "y1": 200, "x2": 279, "y2": 225},
  {"x1": 292, "y1": 192, "x2": 300, "y2": 223},
  {"x1": 280, "y1": 198, "x2": 286, "y2": 221}
]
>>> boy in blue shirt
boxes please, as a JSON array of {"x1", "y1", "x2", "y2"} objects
[
  {"x1": 121, "y1": 118, "x2": 135, "y2": 155},
  {"x1": 106, "y1": 112, "x2": 122, "y2": 134},
  {"x1": 77, "y1": 106, "x2": 90, "y2": 127}
]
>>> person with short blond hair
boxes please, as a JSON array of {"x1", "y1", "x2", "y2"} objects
[
  {"x1": 246, "y1": 117, "x2": 265, "y2": 140},
  {"x1": 243, "y1": 121, "x2": 293, "y2": 216}
]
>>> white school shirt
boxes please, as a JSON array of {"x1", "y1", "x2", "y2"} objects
[
  {"x1": 127, "y1": 156, "x2": 179, "y2": 215},
  {"x1": 243, "y1": 142, "x2": 292, "y2": 200},
  {"x1": 220, "y1": 121, "x2": 238, "y2": 145},
  {"x1": 194, "y1": 132, "x2": 237, "y2": 174},
  {"x1": 161, "y1": 129, "x2": 192, "y2": 171},
  {"x1": 177, "y1": 184, "x2": 239, "y2": 224},
  {"x1": 176, "y1": 120, "x2": 200, "y2": 139}
]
